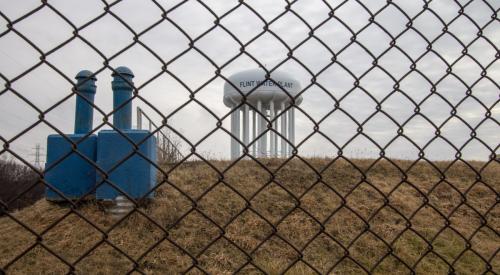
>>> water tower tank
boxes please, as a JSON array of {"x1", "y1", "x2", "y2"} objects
[{"x1": 223, "y1": 69, "x2": 302, "y2": 159}]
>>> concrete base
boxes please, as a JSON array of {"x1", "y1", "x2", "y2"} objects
[
  {"x1": 45, "y1": 134, "x2": 97, "y2": 201},
  {"x1": 95, "y1": 130, "x2": 157, "y2": 200}
]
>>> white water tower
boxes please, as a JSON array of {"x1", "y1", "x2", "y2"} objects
[{"x1": 224, "y1": 69, "x2": 303, "y2": 159}]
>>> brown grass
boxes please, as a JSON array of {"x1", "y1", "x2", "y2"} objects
[{"x1": 0, "y1": 158, "x2": 498, "y2": 274}]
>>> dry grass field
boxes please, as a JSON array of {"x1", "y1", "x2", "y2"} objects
[{"x1": 0, "y1": 158, "x2": 498, "y2": 274}]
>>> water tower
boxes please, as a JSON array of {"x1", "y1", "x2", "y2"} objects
[{"x1": 224, "y1": 69, "x2": 302, "y2": 159}]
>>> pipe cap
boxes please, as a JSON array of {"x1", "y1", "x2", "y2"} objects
[
  {"x1": 75, "y1": 70, "x2": 97, "y2": 81},
  {"x1": 112, "y1": 66, "x2": 134, "y2": 78},
  {"x1": 75, "y1": 70, "x2": 97, "y2": 94}
]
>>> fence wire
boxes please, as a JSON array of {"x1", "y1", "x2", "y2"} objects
[{"x1": 0, "y1": 0, "x2": 499, "y2": 274}]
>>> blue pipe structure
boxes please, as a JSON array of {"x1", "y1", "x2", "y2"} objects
[
  {"x1": 74, "y1": 70, "x2": 97, "y2": 134},
  {"x1": 112, "y1": 66, "x2": 134, "y2": 130},
  {"x1": 96, "y1": 66, "x2": 157, "y2": 200},
  {"x1": 46, "y1": 67, "x2": 157, "y2": 202},
  {"x1": 45, "y1": 70, "x2": 98, "y2": 201}
]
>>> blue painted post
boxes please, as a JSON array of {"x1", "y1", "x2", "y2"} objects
[
  {"x1": 45, "y1": 70, "x2": 98, "y2": 201},
  {"x1": 112, "y1": 66, "x2": 134, "y2": 130},
  {"x1": 74, "y1": 70, "x2": 97, "y2": 134}
]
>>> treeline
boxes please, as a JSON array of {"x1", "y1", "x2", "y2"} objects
[{"x1": 0, "y1": 158, "x2": 44, "y2": 213}]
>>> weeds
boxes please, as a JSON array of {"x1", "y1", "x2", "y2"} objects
[{"x1": 0, "y1": 158, "x2": 498, "y2": 274}]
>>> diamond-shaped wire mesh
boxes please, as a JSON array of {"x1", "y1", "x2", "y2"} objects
[{"x1": 0, "y1": 0, "x2": 499, "y2": 274}]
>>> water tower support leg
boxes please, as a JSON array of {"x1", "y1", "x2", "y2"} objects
[
  {"x1": 230, "y1": 109, "x2": 236, "y2": 160},
  {"x1": 235, "y1": 107, "x2": 241, "y2": 158},
  {"x1": 288, "y1": 108, "x2": 293, "y2": 156},
  {"x1": 252, "y1": 108, "x2": 256, "y2": 157},
  {"x1": 243, "y1": 104, "x2": 249, "y2": 155},
  {"x1": 257, "y1": 101, "x2": 264, "y2": 157},
  {"x1": 281, "y1": 102, "x2": 287, "y2": 158},
  {"x1": 291, "y1": 108, "x2": 295, "y2": 154},
  {"x1": 273, "y1": 106, "x2": 281, "y2": 158},
  {"x1": 270, "y1": 101, "x2": 275, "y2": 158}
]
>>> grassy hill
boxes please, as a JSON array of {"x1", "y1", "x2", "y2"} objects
[{"x1": 0, "y1": 158, "x2": 498, "y2": 274}]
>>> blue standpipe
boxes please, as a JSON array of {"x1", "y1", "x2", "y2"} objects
[
  {"x1": 74, "y1": 70, "x2": 97, "y2": 134},
  {"x1": 96, "y1": 66, "x2": 157, "y2": 201},
  {"x1": 112, "y1": 66, "x2": 134, "y2": 130},
  {"x1": 45, "y1": 70, "x2": 98, "y2": 201}
]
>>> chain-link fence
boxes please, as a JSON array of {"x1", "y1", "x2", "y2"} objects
[{"x1": 0, "y1": 0, "x2": 499, "y2": 274}]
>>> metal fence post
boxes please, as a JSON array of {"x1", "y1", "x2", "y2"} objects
[{"x1": 136, "y1": 106, "x2": 142, "y2": 130}]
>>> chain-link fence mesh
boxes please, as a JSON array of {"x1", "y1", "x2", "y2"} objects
[{"x1": 0, "y1": 0, "x2": 499, "y2": 274}]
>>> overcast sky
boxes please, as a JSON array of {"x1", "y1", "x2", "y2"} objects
[{"x1": 0, "y1": 0, "x2": 498, "y2": 164}]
